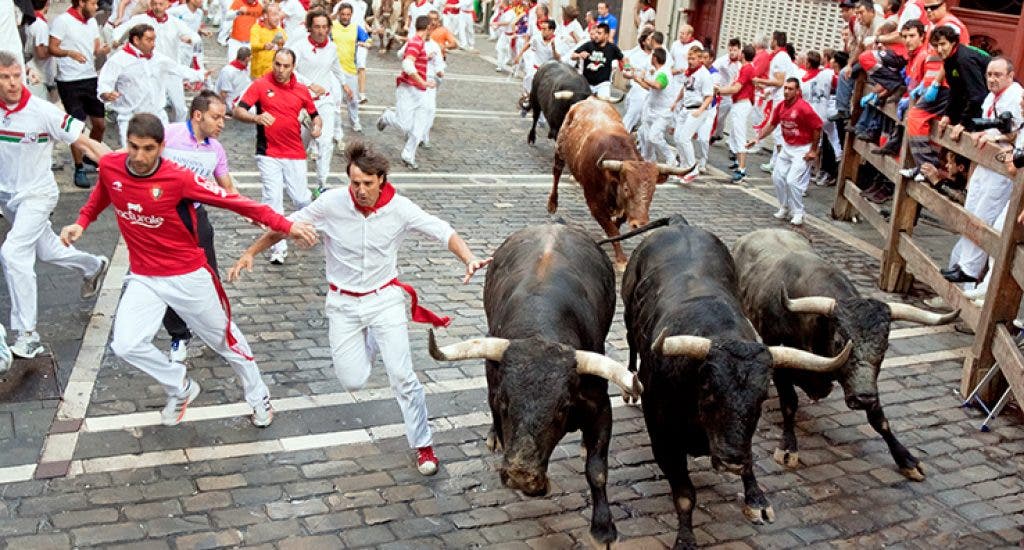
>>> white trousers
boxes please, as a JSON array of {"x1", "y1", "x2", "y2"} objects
[
  {"x1": 164, "y1": 75, "x2": 187, "y2": 123},
  {"x1": 111, "y1": 268, "x2": 269, "y2": 405},
  {"x1": 256, "y1": 155, "x2": 311, "y2": 254},
  {"x1": 421, "y1": 86, "x2": 438, "y2": 145},
  {"x1": 522, "y1": 60, "x2": 538, "y2": 96},
  {"x1": 355, "y1": 46, "x2": 368, "y2": 70},
  {"x1": 381, "y1": 84, "x2": 428, "y2": 164},
  {"x1": 973, "y1": 201, "x2": 1012, "y2": 294},
  {"x1": 696, "y1": 105, "x2": 716, "y2": 172},
  {"x1": 496, "y1": 34, "x2": 512, "y2": 68},
  {"x1": 621, "y1": 88, "x2": 647, "y2": 133},
  {"x1": 823, "y1": 119, "x2": 842, "y2": 158},
  {"x1": 950, "y1": 167, "x2": 1013, "y2": 278},
  {"x1": 0, "y1": 192, "x2": 103, "y2": 333},
  {"x1": 727, "y1": 100, "x2": 753, "y2": 155},
  {"x1": 639, "y1": 111, "x2": 675, "y2": 165},
  {"x1": 307, "y1": 100, "x2": 338, "y2": 187},
  {"x1": 714, "y1": 97, "x2": 732, "y2": 139},
  {"x1": 457, "y1": 12, "x2": 475, "y2": 48},
  {"x1": 673, "y1": 108, "x2": 709, "y2": 173},
  {"x1": 326, "y1": 286, "x2": 431, "y2": 449},
  {"x1": 773, "y1": 143, "x2": 812, "y2": 217},
  {"x1": 590, "y1": 82, "x2": 611, "y2": 98},
  {"x1": 339, "y1": 72, "x2": 361, "y2": 128}
]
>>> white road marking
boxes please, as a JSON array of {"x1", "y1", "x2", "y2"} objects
[
  {"x1": 881, "y1": 347, "x2": 970, "y2": 368},
  {"x1": 889, "y1": 325, "x2": 957, "y2": 340}
]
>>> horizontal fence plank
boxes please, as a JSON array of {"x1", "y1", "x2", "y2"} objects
[
  {"x1": 842, "y1": 179, "x2": 890, "y2": 237},
  {"x1": 852, "y1": 139, "x2": 904, "y2": 184},
  {"x1": 904, "y1": 179, "x2": 1001, "y2": 257},
  {"x1": 897, "y1": 234, "x2": 982, "y2": 329}
]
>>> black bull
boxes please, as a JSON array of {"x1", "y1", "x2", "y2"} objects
[
  {"x1": 526, "y1": 61, "x2": 592, "y2": 145},
  {"x1": 429, "y1": 224, "x2": 642, "y2": 548},
  {"x1": 621, "y1": 218, "x2": 852, "y2": 549}
]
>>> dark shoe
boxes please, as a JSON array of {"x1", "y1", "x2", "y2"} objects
[
  {"x1": 940, "y1": 265, "x2": 961, "y2": 277},
  {"x1": 856, "y1": 131, "x2": 880, "y2": 142},
  {"x1": 866, "y1": 187, "x2": 893, "y2": 204},
  {"x1": 728, "y1": 153, "x2": 736, "y2": 162},
  {"x1": 943, "y1": 267, "x2": 978, "y2": 284},
  {"x1": 709, "y1": 135, "x2": 722, "y2": 146},
  {"x1": 871, "y1": 138, "x2": 901, "y2": 156},
  {"x1": 728, "y1": 161, "x2": 739, "y2": 170},
  {"x1": 860, "y1": 182, "x2": 883, "y2": 196},
  {"x1": 73, "y1": 168, "x2": 93, "y2": 188},
  {"x1": 829, "y1": 111, "x2": 850, "y2": 122}
]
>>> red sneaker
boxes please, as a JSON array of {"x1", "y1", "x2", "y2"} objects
[{"x1": 417, "y1": 446, "x2": 439, "y2": 476}]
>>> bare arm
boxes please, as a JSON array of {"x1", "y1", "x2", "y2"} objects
[
  {"x1": 447, "y1": 232, "x2": 492, "y2": 283},
  {"x1": 215, "y1": 174, "x2": 237, "y2": 195},
  {"x1": 72, "y1": 134, "x2": 112, "y2": 164}
]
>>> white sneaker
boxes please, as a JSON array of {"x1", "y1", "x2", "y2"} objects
[
  {"x1": 0, "y1": 325, "x2": 12, "y2": 375},
  {"x1": 10, "y1": 332, "x2": 43, "y2": 358},
  {"x1": 773, "y1": 208, "x2": 790, "y2": 220},
  {"x1": 169, "y1": 337, "x2": 190, "y2": 363},
  {"x1": 252, "y1": 395, "x2": 273, "y2": 428},
  {"x1": 161, "y1": 378, "x2": 200, "y2": 426},
  {"x1": 352, "y1": 122, "x2": 363, "y2": 133},
  {"x1": 269, "y1": 250, "x2": 287, "y2": 265},
  {"x1": 760, "y1": 162, "x2": 774, "y2": 172},
  {"x1": 81, "y1": 256, "x2": 110, "y2": 299},
  {"x1": 790, "y1": 214, "x2": 804, "y2": 226}
]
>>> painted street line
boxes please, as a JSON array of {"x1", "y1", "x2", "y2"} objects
[{"x1": 881, "y1": 347, "x2": 970, "y2": 368}]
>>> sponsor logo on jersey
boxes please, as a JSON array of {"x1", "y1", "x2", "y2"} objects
[
  {"x1": 151, "y1": 186, "x2": 163, "y2": 200},
  {"x1": 115, "y1": 206, "x2": 164, "y2": 229},
  {"x1": 112, "y1": 180, "x2": 124, "y2": 192}
]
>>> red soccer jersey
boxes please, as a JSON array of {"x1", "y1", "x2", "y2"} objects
[
  {"x1": 770, "y1": 97, "x2": 823, "y2": 146},
  {"x1": 397, "y1": 34, "x2": 428, "y2": 90},
  {"x1": 238, "y1": 73, "x2": 318, "y2": 159},
  {"x1": 734, "y1": 63, "x2": 756, "y2": 102},
  {"x1": 751, "y1": 49, "x2": 770, "y2": 78},
  {"x1": 76, "y1": 153, "x2": 293, "y2": 277}
]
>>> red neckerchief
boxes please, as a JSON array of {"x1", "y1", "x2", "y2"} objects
[
  {"x1": 987, "y1": 86, "x2": 1009, "y2": 117},
  {"x1": 66, "y1": 7, "x2": 87, "y2": 23},
  {"x1": 770, "y1": 46, "x2": 787, "y2": 61},
  {"x1": 308, "y1": 35, "x2": 328, "y2": 52},
  {"x1": 1, "y1": 86, "x2": 31, "y2": 118},
  {"x1": 350, "y1": 181, "x2": 396, "y2": 215},
  {"x1": 535, "y1": 15, "x2": 547, "y2": 30},
  {"x1": 34, "y1": 10, "x2": 47, "y2": 22},
  {"x1": 684, "y1": 65, "x2": 699, "y2": 77},
  {"x1": 265, "y1": 71, "x2": 297, "y2": 90},
  {"x1": 801, "y1": 67, "x2": 821, "y2": 82},
  {"x1": 415, "y1": 0, "x2": 427, "y2": 6},
  {"x1": 124, "y1": 42, "x2": 153, "y2": 59},
  {"x1": 146, "y1": 9, "x2": 168, "y2": 23},
  {"x1": 229, "y1": 59, "x2": 247, "y2": 70}
]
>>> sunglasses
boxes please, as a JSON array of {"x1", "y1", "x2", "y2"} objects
[{"x1": 923, "y1": 2, "x2": 944, "y2": 11}]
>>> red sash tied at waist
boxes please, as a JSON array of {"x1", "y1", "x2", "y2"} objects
[
  {"x1": 329, "y1": 278, "x2": 452, "y2": 327},
  {"x1": 203, "y1": 264, "x2": 254, "y2": 361}
]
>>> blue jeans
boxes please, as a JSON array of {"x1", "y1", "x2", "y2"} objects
[
  {"x1": 836, "y1": 71, "x2": 855, "y2": 115},
  {"x1": 854, "y1": 106, "x2": 883, "y2": 135}
]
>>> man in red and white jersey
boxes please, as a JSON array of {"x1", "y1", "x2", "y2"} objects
[
  {"x1": 376, "y1": 15, "x2": 433, "y2": 169},
  {"x1": 60, "y1": 113, "x2": 318, "y2": 428},
  {"x1": 0, "y1": 51, "x2": 111, "y2": 359},
  {"x1": 748, "y1": 78, "x2": 822, "y2": 227}
]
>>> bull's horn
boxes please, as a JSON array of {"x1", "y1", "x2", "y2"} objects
[
  {"x1": 427, "y1": 329, "x2": 510, "y2": 362},
  {"x1": 574, "y1": 350, "x2": 643, "y2": 399},
  {"x1": 595, "y1": 93, "x2": 625, "y2": 104},
  {"x1": 653, "y1": 328, "x2": 712, "y2": 360},
  {"x1": 656, "y1": 163, "x2": 697, "y2": 176},
  {"x1": 887, "y1": 302, "x2": 960, "y2": 325},
  {"x1": 600, "y1": 160, "x2": 624, "y2": 172},
  {"x1": 769, "y1": 340, "x2": 853, "y2": 372},
  {"x1": 553, "y1": 90, "x2": 575, "y2": 99},
  {"x1": 784, "y1": 295, "x2": 838, "y2": 316}
]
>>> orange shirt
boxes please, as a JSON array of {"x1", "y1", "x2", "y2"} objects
[
  {"x1": 430, "y1": 26, "x2": 457, "y2": 57},
  {"x1": 230, "y1": 0, "x2": 263, "y2": 42}
]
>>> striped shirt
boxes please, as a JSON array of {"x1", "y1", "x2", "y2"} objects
[
  {"x1": 0, "y1": 93, "x2": 84, "y2": 195},
  {"x1": 397, "y1": 34, "x2": 428, "y2": 90}
]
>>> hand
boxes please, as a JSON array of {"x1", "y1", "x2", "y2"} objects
[
  {"x1": 199, "y1": 28, "x2": 213, "y2": 37},
  {"x1": 97, "y1": 44, "x2": 111, "y2": 55},
  {"x1": 938, "y1": 116, "x2": 950, "y2": 133},
  {"x1": 100, "y1": 91, "x2": 121, "y2": 102},
  {"x1": 236, "y1": 8, "x2": 247, "y2": 15},
  {"x1": 670, "y1": 101, "x2": 678, "y2": 111},
  {"x1": 919, "y1": 162, "x2": 939, "y2": 182},
  {"x1": 577, "y1": 51, "x2": 589, "y2": 59},
  {"x1": 68, "y1": 51, "x2": 87, "y2": 64},
  {"x1": 425, "y1": 81, "x2": 436, "y2": 89},
  {"x1": 255, "y1": 112, "x2": 275, "y2": 126},
  {"x1": 310, "y1": 125, "x2": 322, "y2": 139},
  {"x1": 462, "y1": 256, "x2": 493, "y2": 283},
  {"x1": 948, "y1": 124, "x2": 964, "y2": 141},
  {"x1": 745, "y1": 139, "x2": 757, "y2": 149},
  {"x1": 309, "y1": 83, "x2": 327, "y2": 97},
  {"x1": 289, "y1": 221, "x2": 318, "y2": 247},
  {"x1": 263, "y1": 42, "x2": 276, "y2": 50},
  {"x1": 26, "y1": 67, "x2": 41, "y2": 85},
  {"x1": 227, "y1": 254, "x2": 254, "y2": 282},
  {"x1": 181, "y1": 35, "x2": 194, "y2": 44},
  {"x1": 60, "y1": 224, "x2": 83, "y2": 246},
  {"x1": 842, "y1": 66, "x2": 852, "y2": 78},
  {"x1": 804, "y1": 149, "x2": 818, "y2": 161}
]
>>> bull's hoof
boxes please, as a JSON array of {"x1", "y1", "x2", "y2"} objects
[
  {"x1": 742, "y1": 503, "x2": 776, "y2": 525},
  {"x1": 899, "y1": 462, "x2": 926, "y2": 481},
  {"x1": 546, "y1": 198, "x2": 558, "y2": 214},
  {"x1": 773, "y1": 448, "x2": 800, "y2": 469},
  {"x1": 486, "y1": 430, "x2": 503, "y2": 453},
  {"x1": 584, "y1": 529, "x2": 617, "y2": 550}
]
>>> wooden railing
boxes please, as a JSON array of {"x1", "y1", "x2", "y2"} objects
[{"x1": 831, "y1": 77, "x2": 1024, "y2": 410}]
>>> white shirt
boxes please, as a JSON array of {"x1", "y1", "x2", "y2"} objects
[
  {"x1": 0, "y1": 0, "x2": 23, "y2": 67},
  {"x1": 97, "y1": 47, "x2": 201, "y2": 118},
  {"x1": 0, "y1": 94, "x2": 85, "y2": 195},
  {"x1": 669, "y1": 39, "x2": 702, "y2": 80},
  {"x1": 407, "y1": 1, "x2": 434, "y2": 28},
  {"x1": 624, "y1": 46, "x2": 650, "y2": 99},
  {"x1": 527, "y1": 34, "x2": 557, "y2": 67},
  {"x1": 50, "y1": 11, "x2": 100, "y2": 82},
  {"x1": 981, "y1": 82, "x2": 1024, "y2": 136},
  {"x1": 711, "y1": 54, "x2": 739, "y2": 87},
  {"x1": 292, "y1": 37, "x2": 347, "y2": 106},
  {"x1": 680, "y1": 65, "x2": 713, "y2": 108},
  {"x1": 426, "y1": 39, "x2": 445, "y2": 83},
  {"x1": 27, "y1": 17, "x2": 54, "y2": 85},
  {"x1": 637, "y1": 6, "x2": 655, "y2": 29},
  {"x1": 767, "y1": 49, "x2": 797, "y2": 101},
  {"x1": 644, "y1": 65, "x2": 676, "y2": 114},
  {"x1": 280, "y1": 0, "x2": 306, "y2": 37},
  {"x1": 113, "y1": 12, "x2": 199, "y2": 62},
  {"x1": 215, "y1": 63, "x2": 251, "y2": 109},
  {"x1": 290, "y1": 188, "x2": 455, "y2": 292},
  {"x1": 168, "y1": 4, "x2": 205, "y2": 67},
  {"x1": 800, "y1": 68, "x2": 833, "y2": 120}
]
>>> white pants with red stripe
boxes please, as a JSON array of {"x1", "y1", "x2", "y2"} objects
[
  {"x1": 256, "y1": 156, "x2": 312, "y2": 255},
  {"x1": 326, "y1": 286, "x2": 432, "y2": 449},
  {"x1": 110, "y1": 267, "x2": 269, "y2": 406},
  {"x1": 0, "y1": 191, "x2": 104, "y2": 334},
  {"x1": 381, "y1": 84, "x2": 428, "y2": 164}
]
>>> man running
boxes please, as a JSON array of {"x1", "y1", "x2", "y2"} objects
[
  {"x1": 61, "y1": 113, "x2": 318, "y2": 427},
  {"x1": 159, "y1": 90, "x2": 236, "y2": 363},
  {"x1": 376, "y1": 15, "x2": 433, "y2": 169},
  {"x1": 233, "y1": 48, "x2": 322, "y2": 265},
  {"x1": 0, "y1": 51, "x2": 110, "y2": 358},
  {"x1": 570, "y1": 23, "x2": 622, "y2": 98},
  {"x1": 330, "y1": 3, "x2": 369, "y2": 136},
  {"x1": 228, "y1": 140, "x2": 491, "y2": 476}
]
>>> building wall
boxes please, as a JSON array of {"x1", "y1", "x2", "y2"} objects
[{"x1": 717, "y1": 0, "x2": 842, "y2": 55}]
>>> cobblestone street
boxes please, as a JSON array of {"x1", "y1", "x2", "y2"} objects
[{"x1": 0, "y1": 27, "x2": 1022, "y2": 550}]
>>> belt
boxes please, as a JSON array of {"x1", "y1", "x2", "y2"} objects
[{"x1": 329, "y1": 277, "x2": 451, "y2": 327}]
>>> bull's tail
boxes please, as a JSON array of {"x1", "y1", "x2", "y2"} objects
[{"x1": 597, "y1": 216, "x2": 685, "y2": 245}]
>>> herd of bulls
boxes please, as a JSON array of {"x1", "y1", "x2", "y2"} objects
[{"x1": 425, "y1": 63, "x2": 960, "y2": 549}]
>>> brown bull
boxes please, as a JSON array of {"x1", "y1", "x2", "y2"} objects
[{"x1": 547, "y1": 98, "x2": 692, "y2": 269}]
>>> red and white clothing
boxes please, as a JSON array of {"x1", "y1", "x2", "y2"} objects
[
  {"x1": 168, "y1": 2, "x2": 207, "y2": 73},
  {"x1": 289, "y1": 185, "x2": 454, "y2": 449},
  {"x1": 493, "y1": 7, "x2": 517, "y2": 71},
  {"x1": 453, "y1": 0, "x2": 475, "y2": 49},
  {"x1": 382, "y1": 34, "x2": 429, "y2": 165},
  {"x1": 26, "y1": 13, "x2": 54, "y2": 90},
  {"x1": 621, "y1": 45, "x2": 651, "y2": 132},
  {"x1": 113, "y1": 12, "x2": 200, "y2": 122},
  {"x1": 669, "y1": 38, "x2": 702, "y2": 84},
  {"x1": 215, "y1": 60, "x2": 251, "y2": 110},
  {"x1": 0, "y1": 92, "x2": 105, "y2": 335},
  {"x1": 420, "y1": 38, "x2": 446, "y2": 146},
  {"x1": 293, "y1": 35, "x2": 348, "y2": 187},
  {"x1": 76, "y1": 153, "x2": 292, "y2": 405},
  {"x1": 407, "y1": 0, "x2": 433, "y2": 30},
  {"x1": 555, "y1": 16, "x2": 584, "y2": 62},
  {"x1": 97, "y1": 44, "x2": 203, "y2": 145},
  {"x1": 521, "y1": 33, "x2": 557, "y2": 96},
  {"x1": 769, "y1": 97, "x2": 822, "y2": 218},
  {"x1": 673, "y1": 65, "x2": 713, "y2": 174},
  {"x1": 726, "y1": 62, "x2": 756, "y2": 155},
  {"x1": 636, "y1": 6, "x2": 655, "y2": 30},
  {"x1": 49, "y1": 9, "x2": 100, "y2": 83},
  {"x1": 238, "y1": 73, "x2": 318, "y2": 255}
]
